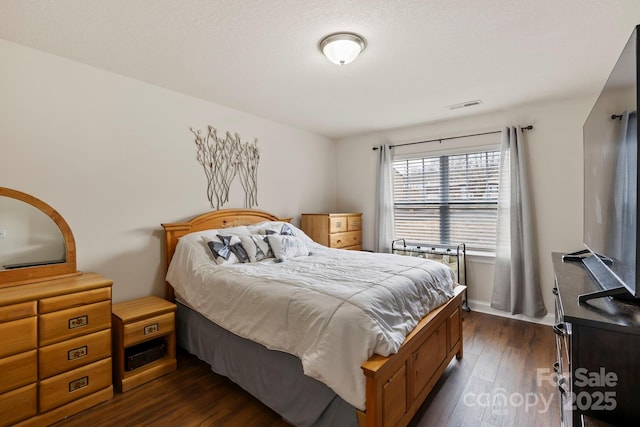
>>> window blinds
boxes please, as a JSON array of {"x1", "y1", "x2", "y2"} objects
[{"x1": 392, "y1": 149, "x2": 500, "y2": 251}]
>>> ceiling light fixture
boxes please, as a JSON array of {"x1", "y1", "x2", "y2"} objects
[{"x1": 319, "y1": 32, "x2": 366, "y2": 65}]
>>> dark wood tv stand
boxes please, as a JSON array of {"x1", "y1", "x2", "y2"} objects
[{"x1": 553, "y1": 252, "x2": 640, "y2": 426}]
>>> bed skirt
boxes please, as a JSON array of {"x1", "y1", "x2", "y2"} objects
[{"x1": 176, "y1": 302, "x2": 358, "y2": 427}]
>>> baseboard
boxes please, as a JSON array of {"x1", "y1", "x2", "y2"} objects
[{"x1": 467, "y1": 299, "x2": 555, "y2": 326}]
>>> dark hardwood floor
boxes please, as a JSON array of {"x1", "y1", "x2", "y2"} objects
[
  {"x1": 54, "y1": 311, "x2": 558, "y2": 427},
  {"x1": 410, "y1": 311, "x2": 559, "y2": 427}
]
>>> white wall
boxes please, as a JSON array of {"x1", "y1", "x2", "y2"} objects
[
  {"x1": 0, "y1": 39, "x2": 337, "y2": 302},
  {"x1": 336, "y1": 96, "x2": 595, "y2": 321}
]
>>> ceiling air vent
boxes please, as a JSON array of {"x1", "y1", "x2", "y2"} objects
[{"x1": 446, "y1": 100, "x2": 483, "y2": 110}]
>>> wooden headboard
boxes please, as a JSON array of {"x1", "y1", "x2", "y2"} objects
[{"x1": 161, "y1": 208, "x2": 290, "y2": 301}]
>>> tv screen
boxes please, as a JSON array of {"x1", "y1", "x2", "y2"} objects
[{"x1": 583, "y1": 25, "x2": 639, "y2": 299}]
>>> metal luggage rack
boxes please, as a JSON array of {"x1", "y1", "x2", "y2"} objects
[{"x1": 392, "y1": 239, "x2": 470, "y2": 312}]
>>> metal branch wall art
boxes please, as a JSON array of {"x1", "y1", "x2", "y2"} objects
[
  {"x1": 237, "y1": 139, "x2": 260, "y2": 208},
  {"x1": 190, "y1": 126, "x2": 260, "y2": 209}
]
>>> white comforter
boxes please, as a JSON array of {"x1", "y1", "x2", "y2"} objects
[{"x1": 167, "y1": 233, "x2": 455, "y2": 410}]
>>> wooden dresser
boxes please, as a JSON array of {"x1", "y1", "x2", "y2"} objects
[
  {"x1": 0, "y1": 272, "x2": 113, "y2": 427},
  {"x1": 552, "y1": 253, "x2": 640, "y2": 426},
  {"x1": 301, "y1": 212, "x2": 362, "y2": 250},
  {"x1": 0, "y1": 187, "x2": 115, "y2": 425}
]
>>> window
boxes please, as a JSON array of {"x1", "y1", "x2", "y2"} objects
[{"x1": 392, "y1": 148, "x2": 500, "y2": 252}]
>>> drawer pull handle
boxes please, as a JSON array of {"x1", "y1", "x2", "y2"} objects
[
  {"x1": 144, "y1": 323, "x2": 159, "y2": 335},
  {"x1": 68, "y1": 315, "x2": 88, "y2": 329},
  {"x1": 553, "y1": 323, "x2": 566, "y2": 336},
  {"x1": 69, "y1": 376, "x2": 89, "y2": 392},
  {"x1": 557, "y1": 377, "x2": 569, "y2": 396},
  {"x1": 336, "y1": 221, "x2": 342, "y2": 227},
  {"x1": 68, "y1": 345, "x2": 88, "y2": 361}
]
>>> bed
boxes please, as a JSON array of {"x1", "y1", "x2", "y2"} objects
[{"x1": 162, "y1": 208, "x2": 465, "y2": 427}]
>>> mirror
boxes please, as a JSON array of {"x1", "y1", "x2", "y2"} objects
[
  {"x1": 0, "y1": 197, "x2": 65, "y2": 268},
  {"x1": 0, "y1": 187, "x2": 76, "y2": 287}
]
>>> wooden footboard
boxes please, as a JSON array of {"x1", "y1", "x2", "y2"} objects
[{"x1": 359, "y1": 285, "x2": 465, "y2": 427}]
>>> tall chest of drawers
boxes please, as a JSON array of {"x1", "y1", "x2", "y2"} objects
[
  {"x1": 0, "y1": 273, "x2": 113, "y2": 427},
  {"x1": 301, "y1": 213, "x2": 362, "y2": 250}
]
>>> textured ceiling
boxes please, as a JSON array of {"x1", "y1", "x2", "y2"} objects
[{"x1": 2, "y1": 0, "x2": 640, "y2": 139}]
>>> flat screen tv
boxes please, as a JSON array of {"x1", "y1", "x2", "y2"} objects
[{"x1": 578, "y1": 24, "x2": 639, "y2": 303}]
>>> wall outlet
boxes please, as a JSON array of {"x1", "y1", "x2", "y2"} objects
[{"x1": 0, "y1": 229, "x2": 6, "y2": 239}]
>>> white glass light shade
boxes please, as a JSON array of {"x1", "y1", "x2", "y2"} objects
[{"x1": 319, "y1": 33, "x2": 366, "y2": 65}]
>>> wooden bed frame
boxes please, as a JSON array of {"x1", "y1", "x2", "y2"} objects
[{"x1": 161, "y1": 208, "x2": 464, "y2": 427}]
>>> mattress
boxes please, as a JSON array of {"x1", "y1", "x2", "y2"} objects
[{"x1": 166, "y1": 224, "x2": 456, "y2": 410}]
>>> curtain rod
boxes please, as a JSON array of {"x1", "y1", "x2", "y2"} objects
[
  {"x1": 612, "y1": 111, "x2": 638, "y2": 119},
  {"x1": 371, "y1": 125, "x2": 534, "y2": 151}
]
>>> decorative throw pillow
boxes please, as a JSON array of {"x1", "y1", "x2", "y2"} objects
[
  {"x1": 266, "y1": 234, "x2": 309, "y2": 262},
  {"x1": 265, "y1": 223, "x2": 296, "y2": 236},
  {"x1": 201, "y1": 234, "x2": 250, "y2": 265},
  {"x1": 239, "y1": 234, "x2": 274, "y2": 262}
]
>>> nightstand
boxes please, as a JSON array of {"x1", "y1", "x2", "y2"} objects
[{"x1": 111, "y1": 296, "x2": 177, "y2": 392}]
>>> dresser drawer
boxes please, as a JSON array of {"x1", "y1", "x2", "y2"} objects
[
  {"x1": 347, "y1": 215, "x2": 361, "y2": 231},
  {"x1": 329, "y1": 216, "x2": 347, "y2": 233},
  {"x1": 39, "y1": 300, "x2": 111, "y2": 346},
  {"x1": 329, "y1": 231, "x2": 362, "y2": 249},
  {"x1": 39, "y1": 357, "x2": 112, "y2": 412},
  {"x1": 0, "y1": 301, "x2": 37, "y2": 322},
  {"x1": 123, "y1": 312, "x2": 174, "y2": 347},
  {"x1": 39, "y1": 329, "x2": 111, "y2": 379},
  {"x1": 39, "y1": 287, "x2": 111, "y2": 314},
  {"x1": 0, "y1": 383, "x2": 37, "y2": 427},
  {"x1": 412, "y1": 322, "x2": 447, "y2": 400},
  {"x1": 0, "y1": 316, "x2": 37, "y2": 358},
  {"x1": 382, "y1": 364, "x2": 407, "y2": 427},
  {"x1": 0, "y1": 349, "x2": 37, "y2": 393}
]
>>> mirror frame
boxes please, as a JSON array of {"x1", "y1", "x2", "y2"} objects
[{"x1": 0, "y1": 187, "x2": 77, "y2": 287}]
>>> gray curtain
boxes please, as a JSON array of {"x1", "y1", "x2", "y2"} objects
[
  {"x1": 374, "y1": 145, "x2": 394, "y2": 253},
  {"x1": 491, "y1": 127, "x2": 546, "y2": 317},
  {"x1": 607, "y1": 111, "x2": 637, "y2": 280}
]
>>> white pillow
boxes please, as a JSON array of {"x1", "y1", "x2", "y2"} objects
[
  {"x1": 182, "y1": 225, "x2": 249, "y2": 247},
  {"x1": 182, "y1": 225, "x2": 251, "y2": 243},
  {"x1": 248, "y1": 221, "x2": 289, "y2": 235},
  {"x1": 201, "y1": 234, "x2": 250, "y2": 265},
  {"x1": 239, "y1": 234, "x2": 274, "y2": 262},
  {"x1": 266, "y1": 234, "x2": 309, "y2": 262}
]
